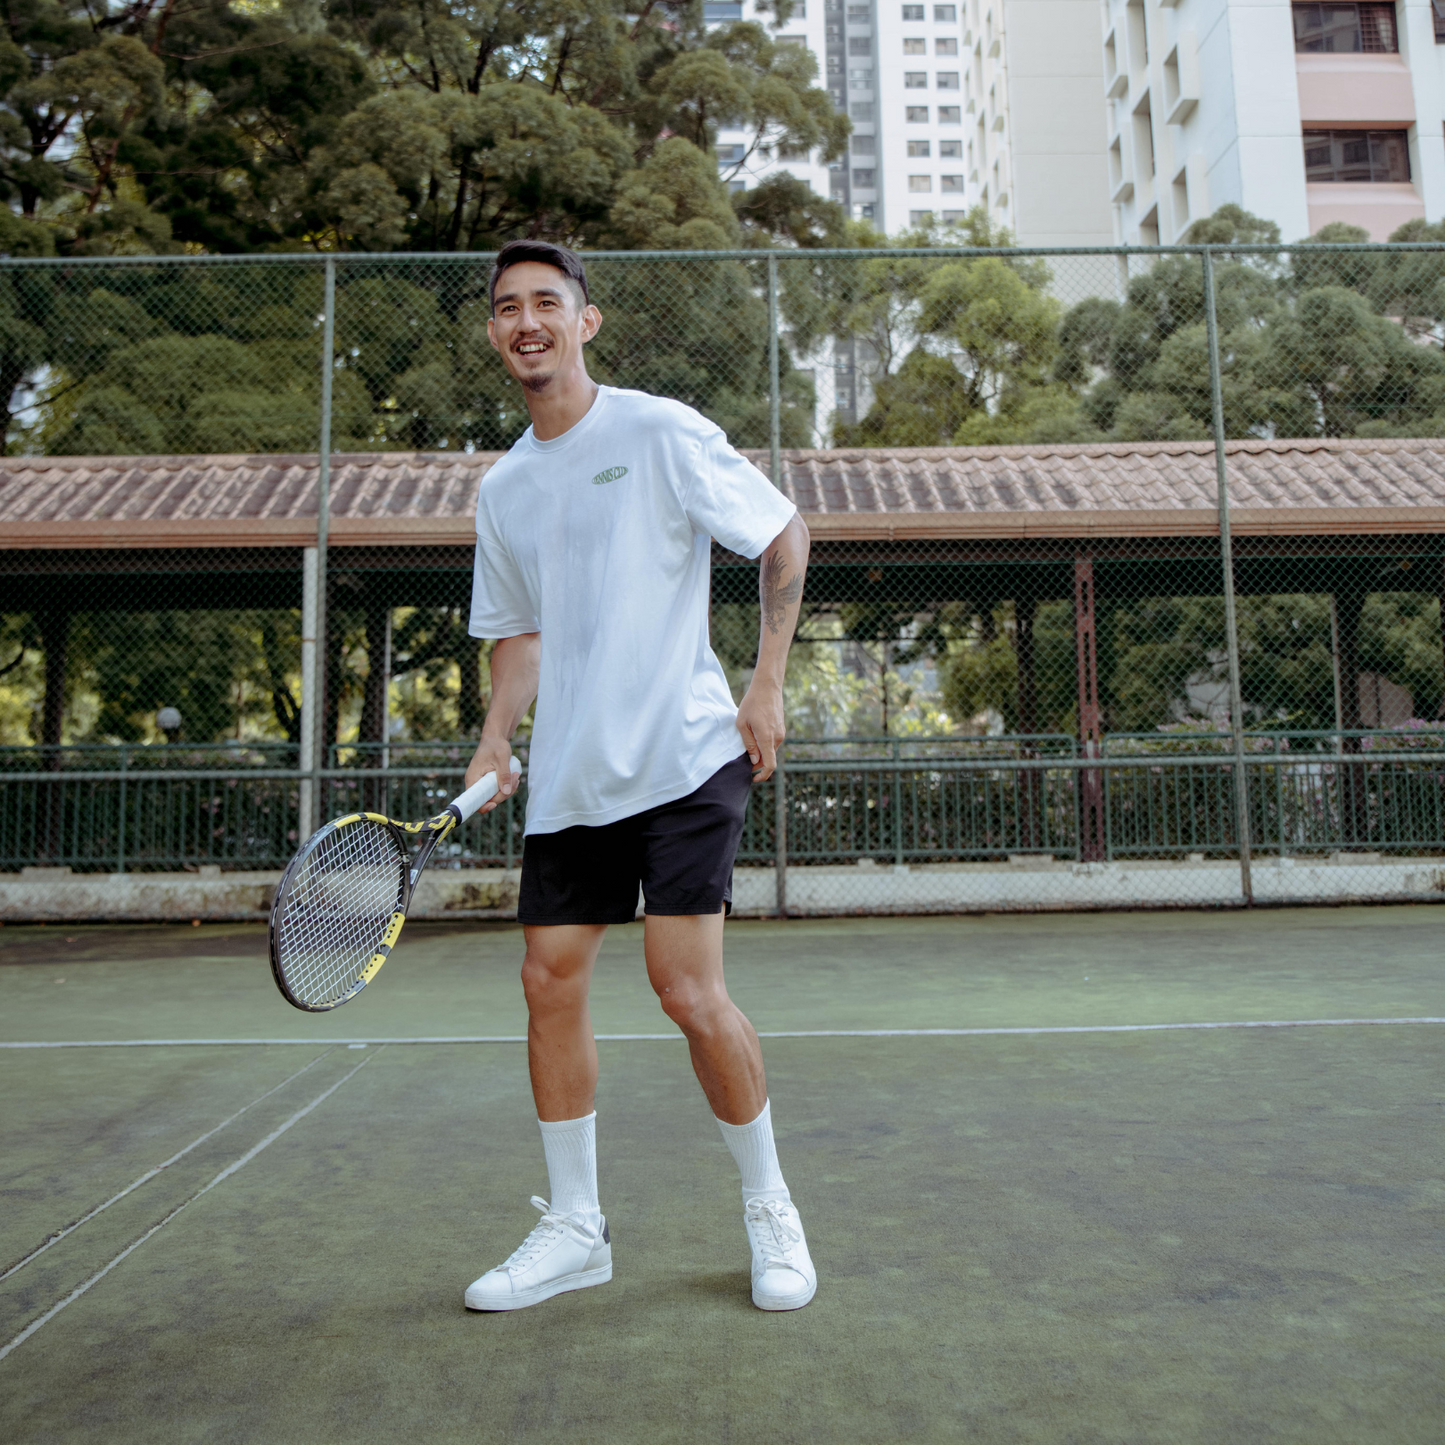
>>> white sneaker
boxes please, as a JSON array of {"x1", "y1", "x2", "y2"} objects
[
  {"x1": 464, "y1": 1196, "x2": 612, "y2": 1312},
  {"x1": 744, "y1": 1196, "x2": 817, "y2": 1311}
]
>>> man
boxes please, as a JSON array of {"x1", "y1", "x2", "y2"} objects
[{"x1": 461, "y1": 239, "x2": 814, "y2": 1313}]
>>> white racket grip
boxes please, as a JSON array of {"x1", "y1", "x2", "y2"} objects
[{"x1": 450, "y1": 756, "x2": 523, "y2": 823}]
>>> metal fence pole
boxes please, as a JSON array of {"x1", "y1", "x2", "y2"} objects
[
  {"x1": 774, "y1": 748, "x2": 787, "y2": 918},
  {"x1": 767, "y1": 254, "x2": 781, "y2": 486},
  {"x1": 1202, "y1": 248, "x2": 1254, "y2": 905},
  {"x1": 298, "y1": 546, "x2": 319, "y2": 837},
  {"x1": 115, "y1": 745, "x2": 127, "y2": 875},
  {"x1": 311, "y1": 256, "x2": 337, "y2": 830}
]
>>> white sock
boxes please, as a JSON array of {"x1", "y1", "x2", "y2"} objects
[
  {"x1": 537, "y1": 1112, "x2": 601, "y2": 1229},
  {"x1": 715, "y1": 1098, "x2": 790, "y2": 1204}
]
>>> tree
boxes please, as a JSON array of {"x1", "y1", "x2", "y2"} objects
[
  {"x1": 0, "y1": 0, "x2": 846, "y2": 258},
  {"x1": 1053, "y1": 204, "x2": 1445, "y2": 444},
  {"x1": 829, "y1": 209, "x2": 1067, "y2": 447}
]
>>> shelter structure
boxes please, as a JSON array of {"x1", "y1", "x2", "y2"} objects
[{"x1": 3, "y1": 436, "x2": 1444, "y2": 855}]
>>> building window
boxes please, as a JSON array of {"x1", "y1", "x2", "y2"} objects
[
  {"x1": 728, "y1": 179, "x2": 747, "y2": 193},
  {"x1": 1303, "y1": 128, "x2": 1410, "y2": 181},
  {"x1": 853, "y1": 168, "x2": 877, "y2": 186},
  {"x1": 937, "y1": 71, "x2": 960, "y2": 87},
  {"x1": 703, "y1": 1, "x2": 743, "y2": 18},
  {"x1": 848, "y1": 3, "x2": 872, "y2": 17},
  {"x1": 902, "y1": 3, "x2": 924, "y2": 15},
  {"x1": 941, "y1": 174, "x2": 964, "y2": 191},
  {"x1": 849, "y1": 35, "x2": 872, "y2": 53},
  {"x1": 934, "y1": 3, "x2": 957, "y2": 17},
  {"x1": 852, "y1": 134, "x2": 877, "y2": 153},
  {"x1": 905, "y1": 71, "x2": 928, "y2": 86},
  {"x1": 907, "y1": 105, "x2": 930, "y2": 120},
  {"x1": 909, "y1": 174, "x2": 933, "y2": 190},
  {"x1": 849, "y1": 69, "x2": 874, "y2": 86},
  {"x1": 777, "y1": 35, "x2": 808, "y2": 47},
  {"x1": 904, "y1": 37, "x2": 927, "y2": 52},
  {"x1": 779, "y1": 144, "x2": 810, "y2": 160},
  {"x1": 936, "y1": 37, "x2": 958, "y2": 53},
  {"x1": 855, "y1": 202, "x2": 876, "y2": 219},
  {"x1": 942, "y1": 210, "x2": 967, "y2": 223},
  {"x1": 910, "y1": 209, "x2": 935, "y2": 223},
  {"x1": 940, "y1": 138, "x2": 962, "y2": 156},
  {"x1": 851, "y1": 102, "x2": 876, "y2": 120},
  {"x1": 938, "y1": 104, "x2": 961, "y2": 121},
  {"x1": 1292, "y1": 2, "x2": 1397, "y2": 52},
  {"x1": 1436, "y1": 0, "x2": 1445, "y2": 41},
  {"x1": 716, "y1": 143, "x2": 747, "y2": 164},
  {"x1": 908, "y1": 139, "x2": 932, "y2": 156}
]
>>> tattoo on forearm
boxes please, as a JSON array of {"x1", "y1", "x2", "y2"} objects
[{"x1": 761, "y1": 552, "x2": 804, "y2": 636}]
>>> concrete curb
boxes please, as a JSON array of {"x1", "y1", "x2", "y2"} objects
[
  {"x1": 3, "y1": 857, "x2": 1444, "y2": 922},
  {"x1": 0, "y1": 868, "x2": 522, "y2": 923}
]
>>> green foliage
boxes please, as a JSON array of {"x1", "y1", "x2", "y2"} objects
[
  {"x1": 0, "y1": 1, "x2": 851, "y2": 452},
  {"x1": 0, "y1": 0, "x2": 843, "y2": 258},
  {"x1": 830, "y1": 204, "x2": 1445, "y2": 449},
  {"x1": 830, "y1": 208, "x2": 1070, "y2": 447},
  {"x1": 937, "y1": 601, "x2": 1076, "y2": 733}
]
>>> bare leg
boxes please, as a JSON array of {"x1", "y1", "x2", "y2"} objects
[
  {"x1": 644, "y1": 911, "x2": 766, "y2": 1124},
  {"x1": 522, "y1": 923, "x2": 607, "y2": 1121}
]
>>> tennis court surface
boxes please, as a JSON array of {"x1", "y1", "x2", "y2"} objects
[{"x1": 2, "y1": 908, "x2": 1441, "y2": 1444}]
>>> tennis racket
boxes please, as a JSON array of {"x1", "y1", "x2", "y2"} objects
[{"x1": 269, "y1": 759, "x2": 522, "y2": 1012}]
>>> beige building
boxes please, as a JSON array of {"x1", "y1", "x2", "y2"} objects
[
  {"x1": 711, "y1": 0, "x2": 1115, "y2": 244},
  {"x1": 952, "y1": 0, "x2": 1116, "y2": 243}
]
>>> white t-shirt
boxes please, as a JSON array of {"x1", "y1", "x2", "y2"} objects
[{"x1": 468, "y1": 385, "x2": 797, "y2": 834}]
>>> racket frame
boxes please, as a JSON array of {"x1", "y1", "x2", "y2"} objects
[{"x1": 268, "y1": 804, "x2": 458, "y2": 1012}]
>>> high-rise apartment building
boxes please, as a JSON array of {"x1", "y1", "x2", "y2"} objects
[
  {"x1": 711, "y1": 0, "x2": 1114, "y2": 243},
  {"x1": 1102, "y1": 0, "x2": 1445, "y2": 242}
]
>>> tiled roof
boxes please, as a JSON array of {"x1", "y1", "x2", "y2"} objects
[{"x1": 3, "y1": 437, "x2": 1444, "y2": 548}]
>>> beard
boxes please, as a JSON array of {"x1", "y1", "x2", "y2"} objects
[{"x1": 520, "y1": 371, "x2": 555, "y2": 395}]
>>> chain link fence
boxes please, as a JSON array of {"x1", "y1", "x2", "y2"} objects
[{"x1": 4, "y1": 241, "x2": 1445, "y2": 917}]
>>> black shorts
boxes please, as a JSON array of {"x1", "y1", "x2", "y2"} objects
[{"x1": 517, "y1": 752, "x2": 754, "y2": 926}]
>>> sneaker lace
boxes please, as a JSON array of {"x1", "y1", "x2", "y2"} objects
[
  {"x1": 501, "y1": 1196, "x2": 594, "y2": 1273},
  {"x1": 744, "y1": 1196, "x2": 802, "y2": 1268}
]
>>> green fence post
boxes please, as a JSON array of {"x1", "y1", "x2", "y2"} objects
[
  {"x1": 1202, "y1": 247, "x2": 1254, "y2": 906},
  {"x1": 767, "y1": 253, "x2": 781, "y2": 487},
  {"x1": 774, "y1": 746, "x2": 787, "y2": 918},
  {"x1": 115, "y1": 746, "x2": 126, "y2": 875},
  {"x1": 312, "y1": 256, "x2": 336, "y2": 831},
  {"x1": 892, "y1": 738, "x2": 904, "y2": 868}
]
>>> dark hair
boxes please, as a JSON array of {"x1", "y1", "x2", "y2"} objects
[{"x1": 488, "y1": 240, "x2": 590, "y2": 313}]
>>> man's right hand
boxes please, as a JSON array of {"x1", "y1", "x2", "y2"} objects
[{"x1": 464, "y1": 737, "x2": 522, "y2": 814}]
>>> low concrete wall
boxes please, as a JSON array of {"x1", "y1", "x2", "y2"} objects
[
  {"x1": 731, "y1": 856, "x2": 1445, "y2": 915},
  {"x1": 0, "y1": 866, "x2": 522, "y2": 923},
  {"x1": 3, "y1": 856, "x2": 1444, "y2": 923}
]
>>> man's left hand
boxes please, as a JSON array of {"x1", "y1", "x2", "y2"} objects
[{"x1": 736, "y1": 681, "x2": 785, "y2": 782}]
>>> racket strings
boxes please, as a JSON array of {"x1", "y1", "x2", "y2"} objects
[{"x1": 274, "y1": 821, "x2": 408, "y2": 1009}]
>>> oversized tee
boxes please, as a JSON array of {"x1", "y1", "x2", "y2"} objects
[{"x1": 468, "y1": 385, "x2": 797, "y2": 834}]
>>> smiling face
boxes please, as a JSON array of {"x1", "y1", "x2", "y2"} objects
[{"x1": 487, "y1": 261, "x2": 602, "y2": 395}]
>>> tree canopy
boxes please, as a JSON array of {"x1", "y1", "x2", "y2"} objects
[
  {"x1": 0, "y1": 0, "x2": 847, "y2": 256},
  {"x1": 832, "y1": 206, "x2": 1445, "y2": 448}
]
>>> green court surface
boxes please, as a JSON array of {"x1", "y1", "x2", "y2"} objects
[{"x1": 1, "y1": 909, "x2": 1442, "y2": 1444}]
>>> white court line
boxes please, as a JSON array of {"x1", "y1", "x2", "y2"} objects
[
  {"x1": 0, "y1": 1048, "x2": 379, "y2": 1366},
  {"x1": 0, "y1": 1047, "x2": 338, "y2": 1284},
  {"x1": 1, "y1": 1018, "x2": 1443, "y2": 1048}
]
